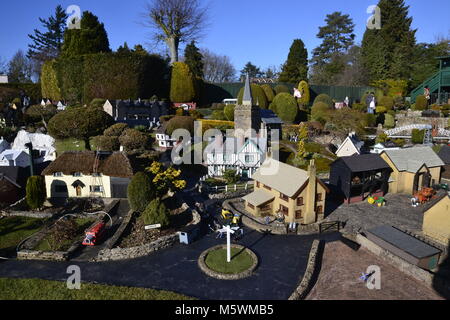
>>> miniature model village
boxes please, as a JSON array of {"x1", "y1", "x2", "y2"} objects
[{"x1": 1, "y1": 2, "x2": 450, "y2": 302}]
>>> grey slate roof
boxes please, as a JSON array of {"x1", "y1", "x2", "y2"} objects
[
  {"x1": 367, "y1": 225, "x2": 441, "y2": 259},
  {"x1": 438, "y1": 145, "x2": 450, "y2": 165},
  {"x1": 242, "y1": 189, "x2": 275, "y2": 206},
  {"x1": 260, "y1": 109, "x2": 283, "y2": 124},
  {"x1": 242, "y1": 73, "x2": 253, "y2": 103},
  {"x1": 338, "y1": 154, "x2": 390, "y2": 172},
  {"x1": 383, "y1": 147, "x2": 445, "y2": 172},
  {"x1": 252, "y1": 158, "x2": 310, "y2": 197}
]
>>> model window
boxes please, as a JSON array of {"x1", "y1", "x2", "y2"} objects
[
  {"x1": 263, "y1": 184, "x2": 272, "y2": 191},
  {"x1": 256, "y1": 181, "x2": 260, "y2": 188},
  {"x1": 280, "y1": 193, "x2": 289, "y2": 202},
  {"x1": 73, "y1": 172, "x2": 82, "y2": 177},
  {"x1": 279, "y1": 205, "x2": 289, "y2": 216},
  {"x1": 90, "y1": 186, "x2": 103, "y2": 193},
  {"x1": 297, "y1": 197, "x2": 304, "y2": 206},
  {"x1": 295, "y1": 210, "x2": 302, "y2": 219},
  {"x1": 316, "y1": 193, "x2": 322, "y2": 201},
  {"x1": 92, "y1": 173, "x2": 102, "y2": 177},
  {"x1": 53, "y1": 172, "x2": 63, "y2": 177},
  {"x1": 224, "y1": 154, "x2": 231, "y2": 161},
  {"x1": 316, "y1": 206, "x2": 323, "y2": 214},
  {"x1": 248, "y1": 203, "x2": 255, "y2": 209},
  {"x1": 245, "y1": 155, "x2": 254, "y2": 163}
]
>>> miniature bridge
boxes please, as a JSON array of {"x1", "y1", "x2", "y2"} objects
[{"x1": 384, "y1": 124, "x2": 450, "y2": 138}]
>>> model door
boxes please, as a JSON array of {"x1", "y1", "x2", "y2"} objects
[{"x1": 76, "y1": 186, "x2": 82, "y2": 197}]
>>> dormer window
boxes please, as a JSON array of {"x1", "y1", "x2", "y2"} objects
[
  {"x1": 53, "y1": 172, "x2": 63, "y2": 177},
  {"x1": 73, "y1": 172, "x2": 82, "y2": 177},
  {"x1": 92, "y1": 173, "x2": 102, "y2": 177}
]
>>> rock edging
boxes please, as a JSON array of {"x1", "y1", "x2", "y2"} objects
[
  {"x1": 289, "y1": 240, "x2": 323, "y2": 300},
  {"x1": 198, "y1": 244, "x2": 258, "y2": 280}
]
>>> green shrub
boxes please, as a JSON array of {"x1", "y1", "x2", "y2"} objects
[
  {"x1": 413, "y1": 95, "x2": 428, "y2": 111},
  {"x1": 352, "y1": 102, "x2": 366, "y2": 112},
  {"x1": 175, "y1": 108, "x2": 185, "y2": 116},
  {"x1": 41, "y1": 60, "x2": 61, "y2": 101},
  {"x1": 237, "y1": 84, "x2": 268, "y2": 109},
  {"x1": 411, "y1": 129, "x2": 425, "y2": 144},
  {"x1": 261, "y1": 84, "x2": 275, "y2": 103},
  {"x1": 170, "y1": 62, "x2": 196, "y2": 103},
  {"x1": 104, "y1": 123, "x2": 129, "y2": 137},
  {"x1": 311, "y1": 102, "x2": 330, "y2": 124},
  {"x1": 211, "y1": 110, "x2": 226, "y2": 120},
  {"x1": 223, "y1": 104, "x2": 235, "y2": 121},
  {"x1": 313, "y1": 94, "x2": 333, "y2": 109},
  {"x1": 223, "y1": 169, "x2": 240, "y2": 184},
  {"x1": 376, "y1": 106, "x2": 388, "y2": 114},
  {"x1": 127, "y1": 172, "x2": 155, "y2": 213},
  {"x1": 271, "y1": 93, "x2": 298, "y2": 123},
  {"x1": 140, "y1": 199, "x2": 170, "y2": 228},
  {"x1": 375, "y1": 133, "x2": 388, "y2": 144},
  {"x1": 90, "y1": 98, "x2": 107, "y2": 110},
  {"x1": 297, "y1": 80, "x2": 310, "y2": 108},
  {"x1": 92, "y1": 135, "x2": 119, "y2": 151},
  {"x1": 379, "y1": 96, "x2": 394, "y2": 109},
  {"x1": 26, "y1": 176, "x2": 46, "y2": 210},
  {"x1": 119, "y1": 129, "x2": 149, "y2": 151},
  {"x1": 166, "y1": 116, "x2": 195, "y2": 135},
  {"x1": 384, "y1": 113, "x2": 395, "y2": 129},
  {"x1": 188, "y1": 109, "x2": 203, "y2": 119},
  {"x1": 274, "y1": 84, "x2": 290, "y2": 95},
  {"x1": 365, "y1": 113, "x2": 377, "y2": 127}
]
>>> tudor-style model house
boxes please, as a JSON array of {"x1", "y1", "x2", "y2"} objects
[
  {"x1": 242, "y1": 158, "x2": 328, "y2": 225},
  {"x1": 42, "y1": 151, "x2": 135, "y2": 198},
  {"x1": 380, "y1": 147, "x2": 444, "y2": 195}
]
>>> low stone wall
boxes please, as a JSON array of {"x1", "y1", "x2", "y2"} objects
[
  {"x1": 94, "y1": 233, "x2": 179, "y2": 261},
  {"x1": 207, "y1": 190, "x2": 252, "y2": 200},
  {"x1": 289, "y1": 240, "x2": 323, "y2": 300},
  {"x1": 198, "y1": 244, "x2": 258, "y2": 280},
  {"x1": 100, "y1": 209, "x2": 134, "y2": 250},
  {"x1": 1, "y1": 211, "x2": 55, "y2": 219},
  {"x1": 17, "y1": 250, "x2": 68, "y2": 262}
]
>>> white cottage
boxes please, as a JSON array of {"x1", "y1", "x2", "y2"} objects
[
  {"x1": 0, "y1": 150, "x2": 30, "y2": 167},
  {"x1": 0, "y1": 138, "x2": 10, "y2": 153},
  {"x1": 205, "y1": 136, "x2": 267, "y2": 179},
  {"x1": 335, "y1": 132, "x2": 364, "y2": 157}
]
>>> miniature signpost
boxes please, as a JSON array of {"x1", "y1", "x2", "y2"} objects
[
  {"x1": 145, "y1": 224, "x2": 161, "y2": 230},
  {"x1": 224, "y1": 225, "x2": 235, "y2": 263}
]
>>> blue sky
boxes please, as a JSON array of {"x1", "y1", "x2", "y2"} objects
[{"x1": 0, "y1": 0, "x2": 449, "y2": 73}]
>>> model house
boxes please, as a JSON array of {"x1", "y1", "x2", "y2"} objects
[
  {"x1": 423, "y1": 193, "x2": 450, "y2": 245},
  {"x1": 103, "y1": 99, "x2": 168, "y2": 126},
  {"x1": 155, "y1": 125, "x2": 178, "y2": 149},
  {"x1": 242, "y1": 158, "x2": 328, "y2": 225},
  {"x1": 0, "y1": 138, "x2": 9, "y2": 153},
  {"x1": 438, "y1": 145, "x2": 450, "y2": 182},
  {"x1": 11, "y1": 130, "x2": 56, "y2": 163},
  {"x1": 380, "y1": 147, "x2": 444, "y2": 195},
  {"x1": 329, "y1": 154, "x2": 391, "y2": 204},
  {"x1": 259, "y1": 109, "x2": 283, "y2": 146},
  {"x1": 335, "y1": 132, "x2": 364, "y2": 157},
  {"x1": 371, "y1": 141, "x2": 401, "y2": 154},
  {"x1": 0, "y1": 150, "x2": 30, "y2": 167},
  {"x1": 42, "y1": 151, "x2": 135, "y2": 199},
  {"x1": 205, "y1": 136, "x2": 267, "y2": 179}
]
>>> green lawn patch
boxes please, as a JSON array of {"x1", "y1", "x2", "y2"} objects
[
  {"x1": 205, "y1": 248, "x2": 254, "y2": 274},
  {"x1": 0, "y1": 278, "x2": 193, "y2": 300},
  {"x1": 0, "y1": 216, "x2": 47, "y2": 257},
  {"x1": 55, "y1": 138, "x2": 98, "y2": 154}
]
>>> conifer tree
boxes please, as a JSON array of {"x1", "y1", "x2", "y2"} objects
[
  {"x1": 279, "y1": 39, "x2": 308, "y2": 83},
  {"x1": 184, "y1": 41, "x2": 204, "y2": 79}
]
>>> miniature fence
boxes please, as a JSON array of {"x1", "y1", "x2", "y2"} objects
[{"x1": 203, "y1": 183, "x2": 254, "y2": 194}]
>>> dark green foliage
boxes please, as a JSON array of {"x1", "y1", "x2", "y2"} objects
[
  {"x1": 127, "y1": 172, "x2": 155, "y2": 213},
  {"x1": 47, "y1": 107, "x2": 114, "y2": 149},
  {"x1": 41, "y1": 52, "x2": 169, "y2": 103},
  {"x1": 24, "y1": 104, "x2": 57, "y2": 127},
  {"x1": 313, "y1": 94, "x2": 333, "y2": 108},
  {"x1": 89, "y1": 98, "x2": 106, "y2": 110},
  {"x1": 379, "y1": 96, "x2": 394, "y2": 109},
  {"x1": 118, "y1": 129, "x2": 149, "y2": 151},
  {"x1": 384, "y1": 113, "x2": 395, "y2": 128},
  {"x1": 140, "y1": 199, "x2": 170, "y2": 228},
  {"x1": 279, "y1": 39, "x2": 308, "y2": 83},
  {"x1": 271, "y1": 93, "x2": 298, "y2": 123},
  {"x1": 92, "y1": 135, "x2": 120, "y2": 151},
  {"x1": 211, "y1": 110, "x2": 226, "y2": 121},
  {"x1": 26, "y1": 176, "x2": 46, "y2": 210},
  {"x1": 27, "y1": 5, "x2": 68, "y2": 64},
  {"x1": 0, "y1": 83, "x2": 40, "y2": 106},
  {"x1": 237, "y1": 84, "x2": 268, "y2": 109},
  {"x1": 361, "y1": 0, "x2": 416, "y2": 82},
  {"x1": 61, "y1": 11, "x2": 111, "y2": 56},
  {"x1": 311, "y1": 102, "x2": 330, "y2": 124},
  {"x1": 261, "y1": 84, "x2": 275, "y2": 103},
  {"x1": 7, "y1": 50, "x2": 33, "y2": 83},
  {"x1": 223, "y1": 104, "x2": 235, "y2": 121},
  {"x1": 166, "y1": 116, "x2": 195, "y2": 135},
  {"x1": 184, "y1": 41, "x2": 204, "y2": 79},
  {"x1": 297, "y1": 80, "x2": 310, "y2": 108},
  {"x1": 365, "y1": 113, "x2": 377, "y2": 127},
  {"x1": 223, "y1": 169, "x2": 240, "y2": 185},
  {"x1": 413, "y1": 95, "x2": 428, "y2": 110},
  {"x1": 170, "y1": 62, "x2": 196, "y2": 102},
  {"x1": 274, "y1": 85, "x2": 290, "y2": 95},
  {"x1": 240, "y1": 62, "x2": 263, "y2": 78},
  {"x1": 411, "y1": 129, "x2": 425, "y2": 144}
]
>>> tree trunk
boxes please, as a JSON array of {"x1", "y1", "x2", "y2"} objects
[{"x1": 166, "y1": 36, "x2": 179, "y2": 65}]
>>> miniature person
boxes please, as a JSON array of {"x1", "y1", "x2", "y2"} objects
[
  {"x1": 369, "y1": 96, "x2": 376, "y2": 114},
  {"x1": 424, "y1": 86, "x2": 431, "y2": 105},
  {"x1": 344, "y1": 96, "x2": 350, "y2": 107},
  {"x1": 294, "y1": 87, "x2": 302, "y2": 99}
]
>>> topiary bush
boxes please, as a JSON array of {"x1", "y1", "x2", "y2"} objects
[
  {"x1": 170, "y1": 62, "x2": 196, "y2": 103},
  {"x1": 223, "y1": 169, "x2": 240, "y2": 184},
  {"x1": 271, "y1": 93, "x2": 298, "y2": 123},
  {"x1": 313, "y1": 94, "x2": 333, "y2": 109},
  {"x1": 379, "y1": 96, "x2": 394, "y2": 110},
  {"x1": 376, "y1": 106, "x2": 388, "y2": 114},
  {"x1": 274, "y1": 84, "x2": 290, "y2": 95},
  {"x1": 92, "y1": 135, "x2": 120, "y2": 151},
  {"x1": 211, "y1": 110, "x2": 226, "y2": 120},
  {"x1": 119, "y1": 128, "x2": 149, "y2": 151},
  {"x1": 26, "y1": 176, "x2": 46, "y2": 210},
  {"x1": 297, "y1": 80, "x2": 310, "y2": 108},
  {"x1": 237, "y1": 84, "x2": 268, "y2": 109},
  {"x1": 90, "y1": 98, "x2": 107, "y2": 110},
  {"x1": 166, "y1": 116, "x2": 195, "y2": 135},
  {"x1": 411, "y1": 129, "x2": 425, "y2": 144},
  {"x1": 140, "y1": 198, "x2": 170, "y2": 228},
  {"x1": 384, "y1": 113, "x2": 395, "y2": 129},
  {"x1": 311, "y1": 102, "x2": 330, "y2": 125},
  {"x1": 261, "y1": 84, "x2": 275, "y2": 103},
  {"x1": 104, "y1": 123, "x2": 129, "y2": 137},
  {"x1": 223, "y1": 104, "x2": 235, "y2": 121},
  {"x1": 413, "y1": 95, "x2": 428, "y2": 111},
  {"x1": 127, "y1": 172, "x2": 155, "y2": 213}
]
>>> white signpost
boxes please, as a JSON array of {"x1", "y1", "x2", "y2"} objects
[
  {"x1": 225, "y1": 225, "x2": 234, "y2": 263},
  {"x1": 145, "y1": 224, "x2": 161, "y2": 230}
]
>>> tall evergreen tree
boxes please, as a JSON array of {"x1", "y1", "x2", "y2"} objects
[
  {"x1": 27, "y1": 5, "x2": 68, "y2": 64},
  {"x1": 310, "y1": 12, "x2": 355, "y2": 84},
  {"x1": 279, "y1": 39, "x2": 308, "y2": 83},
  {"x1": 184, "y1": 41, "x2": 204, "y2": 79},
  {"x1": 61, "y1": 11, "x2": 111, "y2": 56},
  {"x1": 361, "y1": 0, "x2": 416, "y2": 82},
  {"x1": 240, "y1": 62, "x2": 263, "y2": 79},
  {"x1": 8, "y1": 50, "x2": 33, "y2": 83}
]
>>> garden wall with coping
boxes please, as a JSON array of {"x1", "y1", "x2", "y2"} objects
[{"x1": 289, "y1": 240, "x2": 323, "y2": 300}]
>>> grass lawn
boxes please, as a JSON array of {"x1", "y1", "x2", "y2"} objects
[
  {"x1": 55, "y1": 138, "x2": 97, "y2": 154},
  {"x1": 34, "y1": 217, "x2": 96, "y2": 252},
  {"x1": 205, "y1": 248, "x2": 254, "y2": 274},
  {"x1": 0, "y1": 216, "x2": 47, "y2": 257},
  {"x1": 0, "y1": 278, "x2": 193, "y2": 300}
]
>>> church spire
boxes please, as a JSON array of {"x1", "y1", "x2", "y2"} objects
[{"x1": 242, "y1": 73, "x2": 253, "y2": 106}]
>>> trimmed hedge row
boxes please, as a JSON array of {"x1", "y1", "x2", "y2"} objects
[{"x1": 41, "y1": 52, "x2": 169, "y2": 103}]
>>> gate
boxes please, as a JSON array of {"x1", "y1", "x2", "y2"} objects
[{"x1": 319, "y1": 221, "x2": 341, "y2": 234}]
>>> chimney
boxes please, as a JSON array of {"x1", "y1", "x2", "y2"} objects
[{"x1": 304, "y1": 160, "x2": 317, "y2": 225}]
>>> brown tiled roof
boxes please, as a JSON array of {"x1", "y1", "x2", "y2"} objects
[{"x1": 42, "y1": 151, "x2": 134, "y2": 178}]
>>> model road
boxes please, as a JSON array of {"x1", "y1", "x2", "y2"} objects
[{"x1": 0, "y1": 229, "x2": 340, "y2": 300}]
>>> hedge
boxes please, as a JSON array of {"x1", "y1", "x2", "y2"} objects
[
  {"x1": 274, "y1": 84, "x2": 290, "y2": 95},
  {"x1": 271, "y1": 93, "x2": 298, "y2": 123},
  {"x1": 261, "y1": 84, "x2": 275, "y2": 103},
  {"x1": 411, "y1": 129, "x2": 425, "y2": 144},
  {"x1": 128, "y1": 172, "x2": 155, "y2": 213},
  {"x1": 297, "y1": 80, "x2": 310, "y2": 107},
  {"x1": 313, "y1": 94, "x2": 333, "y2": 109},
  {"x1": 237, "y1": 84, "x2": 269, "y2": 109},
  {"x1": 413, "y1": 95, "x2": 428, "y2": 111},
  {"x1": 170, "y1": 62, "x2": 196, "y2": 103},
  {"x1": 41, "y1": 52, "x2": 169, "y2": 104},
  {"x1": 0, "y1": 83, "x2": 42, "y2": 105},
  {"x1": 26, "y1": 176, "x2": 46, "y2": 210}
]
